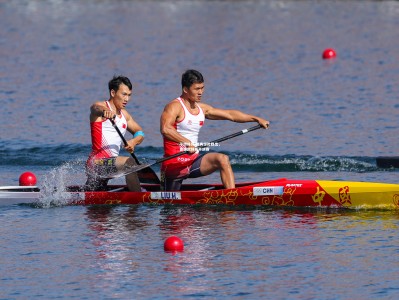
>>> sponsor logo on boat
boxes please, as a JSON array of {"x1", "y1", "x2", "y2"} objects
[
  {"x1": 150, "y1": 192, "x2": 182, "y2": 200},
  {"x1": 253, "y1": 186, "x2": 284, "y2": 196},
  {"x1": 286, "y1": 184, "x2": 303, "y2": 187}
]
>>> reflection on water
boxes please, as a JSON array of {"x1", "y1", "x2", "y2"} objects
[
  {"x1": 2, "y1": 203, "x2": 399, "y2": 298},
  {"x1": 82, "y1": 205, "x2": 399, "y2": 297}
]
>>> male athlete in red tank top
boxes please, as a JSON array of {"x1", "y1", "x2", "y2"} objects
[{"x1": 160, "y1": 69, "x2": 269, "y2": 191}]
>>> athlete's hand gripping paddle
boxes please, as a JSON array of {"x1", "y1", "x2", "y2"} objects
[{"x1": 108, "y1": 116, "x2": 161, "y2": 184}]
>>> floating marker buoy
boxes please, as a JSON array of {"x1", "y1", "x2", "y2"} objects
[
  {"x1": 19, "y1": 172, "x2": 37, "y2": 186},
  {"x1": 164, "y1": 236, "x2": 184, "y2": 252},
  {"x1": 322, "y1": 48, "x2": 337, "y2": 59}
]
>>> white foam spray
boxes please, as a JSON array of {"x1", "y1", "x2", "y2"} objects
[{"x1": 38, "y1": 160, "x2": 86, "y2": 207}]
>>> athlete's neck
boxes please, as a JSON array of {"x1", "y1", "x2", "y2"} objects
[
  {"x1": 180, "y1": 95, "x2": 196, "y2": 109},
  {"x1": 107, "y1": 100, "x2": 121, "y2": 116}
]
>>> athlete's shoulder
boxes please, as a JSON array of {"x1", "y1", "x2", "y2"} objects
[
  {"x1": 121, "y1": 108, "x2": 132, "y2": 121},
  {"x1": 90, "y1": 100, "x2": 108, "y2": 121},
  {"x1": 171, "y1": 97, "x2": 182, "y2": 104},
  {"x1": 197, "y1": 102, "x2": 212, "y2": 112},
  {"x1": 91, "y1": 100, "x2": 107, "y2": 109},
  {"x1": 164, "y1": 98, "x2": 182, "y2": 110}
]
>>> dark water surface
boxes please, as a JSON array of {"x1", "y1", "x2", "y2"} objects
[{"x1": 1, "y1": 0, "x2": 399, "y2": 299}]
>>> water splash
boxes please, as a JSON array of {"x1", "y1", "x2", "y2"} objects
[{"x1": 38, "y1": 160, "x2": 86, "y2": 207}]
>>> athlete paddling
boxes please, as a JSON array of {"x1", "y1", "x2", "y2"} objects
[
  {"x1": 85, "y1": 76, "x2": 145, "y2": 191},
  {"x1": 160, "y1": 69, "x2": 269, "y2": 191}
]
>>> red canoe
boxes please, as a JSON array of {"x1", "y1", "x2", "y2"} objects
[
  {"x1": 64, "y1": 178, "x2": 399, "y2": 209},
  {"x1": 2, "y1": 178, "x2": 399, "y2": 209}
]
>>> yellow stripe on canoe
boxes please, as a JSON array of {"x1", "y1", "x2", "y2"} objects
[{"x1": 316, "y1": 180, "x2": 399, "y2": 209}]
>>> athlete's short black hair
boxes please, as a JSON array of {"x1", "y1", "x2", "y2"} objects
[
  {"x1": 181, "y1": 69, "x2": 204, "y2": 89},
  {"x1": 108, "y1": 75, "x2": 132, "y2": 93}
]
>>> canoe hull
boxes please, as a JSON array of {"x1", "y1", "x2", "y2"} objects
[
  {"x1": 2, "y1": 179, "x2": 399, "y2": 209},
  {"x1": 70, "y1": 179, "x2": 399, "y2": 209}
]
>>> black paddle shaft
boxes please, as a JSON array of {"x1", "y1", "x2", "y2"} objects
[
  {"x1": 151, "y1": 124, "x2": 263, "y2": 165},
  {"x1": 123, "y1": 124, "x2": 265, "y2": 174},
  {"x1": 109, "y1": 117, "x2": 140, "y2": 163},
  {"x1": 109, "y1": 117, "x2": 160, "y2": 184},
  {"x1": 211, "y1": 124, "x2": 262, "y2": 144}
]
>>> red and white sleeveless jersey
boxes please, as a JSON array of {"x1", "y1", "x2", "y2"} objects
[
  {"x1": 162, "y1": 97, "x2": 205, "y2": 175},
  {"x1": 88, "y1": 101, "x2": 127, "y2": 161}
]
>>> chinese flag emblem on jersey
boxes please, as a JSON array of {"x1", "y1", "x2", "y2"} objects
[{"x1": 199, "y1": 121, "x2": 204, "y2": 126}]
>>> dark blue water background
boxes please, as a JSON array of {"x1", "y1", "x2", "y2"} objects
[{"x1": 1, "y1": 1, "x2": 399, "y2": 299}]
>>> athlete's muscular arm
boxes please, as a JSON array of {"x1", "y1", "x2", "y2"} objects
[
  {"x1": 124, "y1": 110, "x2": 144, "y2": 153},
  {"x1": 160, "y1": 101, "x2": 196, "y2": 153},
  {"x1": 200, "y1": 103, "x2": 270, "y2": 128},
  {"x1": 90, "y1": 101, "x2": 109, "y2": 122}
]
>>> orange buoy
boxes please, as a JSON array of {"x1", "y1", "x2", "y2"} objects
[
  {"x1": 19, "y1": 172, "x2": 37, "y2": 186},
  {"x1": 164, "y1": 236, "x2": 184, "y2": 252},
  {"x1": 322, "y1": 48, "x2": 337, "y2": 59}
]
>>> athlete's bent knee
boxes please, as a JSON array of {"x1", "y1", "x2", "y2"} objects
[{"x1": 218, "y1": 154, "x2": 231, "y2": 168}]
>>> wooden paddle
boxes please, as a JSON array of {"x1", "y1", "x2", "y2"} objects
[
  {"x1": 108, "y1": 124, "x2": 264, "y2": 178},
  {"x1": 109, "y1": 117, "x2": 160, "y2": 184}
]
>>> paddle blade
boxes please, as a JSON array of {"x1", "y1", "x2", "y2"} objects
[
  {"x1": 136, "y1": 167, "x2": 160, "y2": 184},
  {"x1": 130, "y1": 150, "x2": 160, "y2": 184}
]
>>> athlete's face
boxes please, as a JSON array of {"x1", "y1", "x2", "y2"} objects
[
  {"x1": 184, "y1": 82, "x2": 204, "y2": 102},
  {"x1": 111, "y1": 83, "x2": 132, "y2": 109}
]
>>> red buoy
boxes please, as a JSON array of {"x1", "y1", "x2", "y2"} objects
[
  {"x1": 19, "y1": 172, "x2": 37, "y2": 186},
  {"x1": 164, "y1": 236, "x2": 184, "y2": 252},
  {"x1": 322, "y1": 48, "x2": 337, "y2": 59}
]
